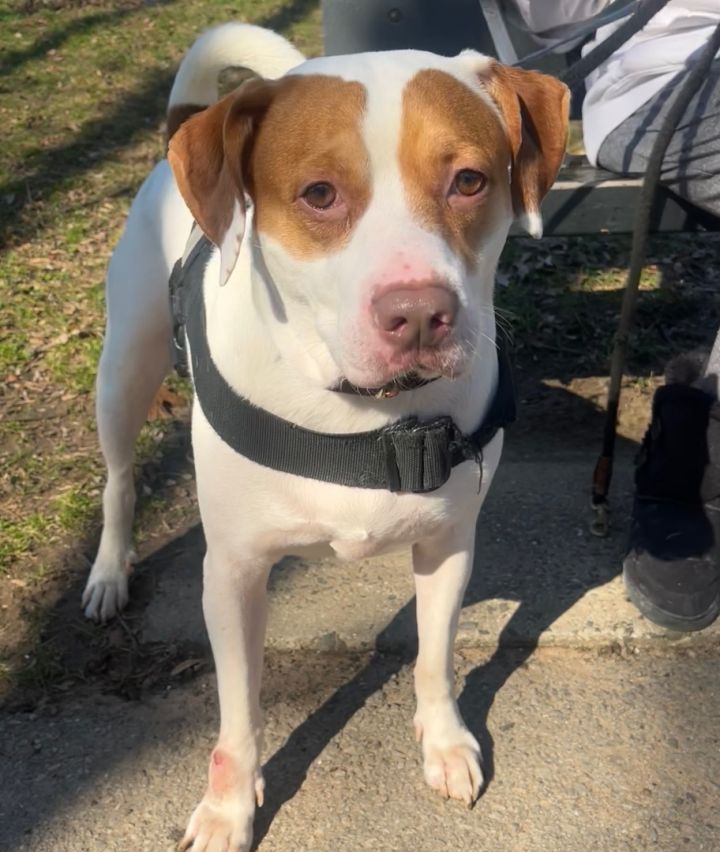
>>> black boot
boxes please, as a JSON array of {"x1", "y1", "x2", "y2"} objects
[{"x1": 623, "y1": 377, "x2": 720, "y2": 632}]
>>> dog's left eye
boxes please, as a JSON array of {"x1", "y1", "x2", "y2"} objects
[
  {"x1": 452, "y1": 169, "x2": 487, "y2": 197},
  {"x1": 301, "y1": 182, "x2": 338, "y2": 210}
]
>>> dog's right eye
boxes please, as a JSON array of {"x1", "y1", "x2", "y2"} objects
[
  {"x1": 301, "y1": 182, "x2": 337, "y2": 210},
  {"x1": 451, "y1": 169, "x2": 487, "y2": 197}
]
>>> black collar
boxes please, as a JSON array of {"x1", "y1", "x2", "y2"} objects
[
  {"x1": 169, "y1": 236, "x2": 516, "y2": 494},
  {"x1": 331, "y1": 373, "x2": 438, "y2": 399}
]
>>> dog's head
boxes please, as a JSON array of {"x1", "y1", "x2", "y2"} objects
[{"x1": 169, "y1": 51, "x2": 568, "y2": 391}]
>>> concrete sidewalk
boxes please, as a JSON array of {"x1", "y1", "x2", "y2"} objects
[
  {"x1": 1, "y1": 443, "x2": 718, "y2": 851},
  {"x1": 2, "y1": 649, "x2": 718, "y2": 851}
]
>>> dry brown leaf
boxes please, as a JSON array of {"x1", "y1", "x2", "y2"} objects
[{"x1": 147, "y1": 384, "x2": 187, "y2": 421}]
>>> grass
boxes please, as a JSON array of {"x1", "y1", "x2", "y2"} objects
[{"x1": 0, "y1": 514, "x2": 50, "y2": 573}]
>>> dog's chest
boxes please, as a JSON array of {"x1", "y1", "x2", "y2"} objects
[
  {"x1": 327, "y1": 496, "x2": 455, "y2": 560},
  {"x1": 259, "y1": 456, "x2": 487, "y2": 560}
]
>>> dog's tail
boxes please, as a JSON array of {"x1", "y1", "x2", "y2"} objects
[{"x1": 166, "y1": 23, "x2": 305, "y2": 140}]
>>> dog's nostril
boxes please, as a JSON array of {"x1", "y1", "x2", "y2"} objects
[{"x1": 386, "y1": 316, "x2": 408, "y2": 333}]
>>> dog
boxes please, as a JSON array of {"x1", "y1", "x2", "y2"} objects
[{"x1": 84, "y1": 22, "x2": 568, "y2": 851}]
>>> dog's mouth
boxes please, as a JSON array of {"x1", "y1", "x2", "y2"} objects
[
  {"x1": 328, "y1": 337, "x2": 470, "y2": 399},
  {"x1": 330, "y1": 371, "x2": 439, "y2": 400},
  {"x1": 330, "y1": 343, "x2": 469, "y2": 399}
]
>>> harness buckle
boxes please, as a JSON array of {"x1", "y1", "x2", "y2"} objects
[{"x1": 380, "y1": 416, "x2": 461, "y2": 494}]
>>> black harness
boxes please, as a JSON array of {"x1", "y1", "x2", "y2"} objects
[{"x1": 169, "y1": 234, "x2": 516, "y2": 494}]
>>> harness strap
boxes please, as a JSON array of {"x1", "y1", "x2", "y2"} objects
[{"x1": 169, "y1": 236, "x2": 516, "y2": 494}]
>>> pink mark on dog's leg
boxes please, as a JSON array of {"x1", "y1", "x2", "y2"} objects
[{"x1": 208, "y1": 747, "x2": 236, "y2": 798}]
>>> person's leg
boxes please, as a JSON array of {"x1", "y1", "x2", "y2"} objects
[
  {"x1": 598, "y1": 59, "x2": 720, "y2": 219},
  {"x1": 622, "y1": 330, "x2": 720, "y2": 631}
]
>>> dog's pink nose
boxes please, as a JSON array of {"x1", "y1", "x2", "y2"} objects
[{"x1": 373, "y1": 285, "x2": 458, "y2": 352}]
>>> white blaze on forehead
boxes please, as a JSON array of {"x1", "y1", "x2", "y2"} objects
[{"x1": 288, "y1": 48, "x2": 494, "y2": 89}]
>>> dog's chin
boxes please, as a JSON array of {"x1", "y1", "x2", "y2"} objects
[{"x1": 335, "y1": 345, "x2": 469, "y2": 394}]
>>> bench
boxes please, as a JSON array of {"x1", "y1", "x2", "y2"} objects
[{"x1": 321, "y1": 0, "x2": 720, "y2": 236}]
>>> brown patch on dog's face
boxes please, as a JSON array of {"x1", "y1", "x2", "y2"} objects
[
  {"x1": 249, "y1": 75, "x2": 370, "y2": 259},
  {"x1": 399, "y1": 69, "x2": 513, "y2": 270}
]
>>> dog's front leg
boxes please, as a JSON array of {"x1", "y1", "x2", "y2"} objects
[
  {"x1": 412, "y1": 525, "x2": 482, "y2": 807},
  {"x1": 180, "y1": 550, "x2": 270, "y2": 852}
]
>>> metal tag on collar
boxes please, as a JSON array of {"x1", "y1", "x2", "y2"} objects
[{"x1": 375, "y1": 386, "x2": 400, "y2": 400}]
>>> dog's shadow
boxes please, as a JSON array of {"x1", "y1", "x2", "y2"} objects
[{"x1": 249, "y1": 418, "x2": 634, "y2": 848}]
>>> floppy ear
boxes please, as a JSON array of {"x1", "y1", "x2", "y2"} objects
[
  {"x1": 168, "y1": 78, "x2": 277, "y2": 285},
  {"x1": 482, "y1": 62, "x2": 569, "y2": 238}
]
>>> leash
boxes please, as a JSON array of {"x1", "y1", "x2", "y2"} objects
[
  {"x1": 169, "y1": 236, "x2": 516, "y2": 494},
  {"x1": 512, "y1": 0, "x2": 641, "y2": 70}
]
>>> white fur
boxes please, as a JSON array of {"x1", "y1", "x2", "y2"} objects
[
  {"x1": 519, "y1": 209, "x2": 544, "y2": 239},
  {"x1": 168, "y1": 22, "x2": 304, "y2": 108},
  {"x1": 218, "y1": 197, "x2": 245, "y2": 286},
  {"x1": 85, "y1": 26, "x2": 524, "y2": 852}
]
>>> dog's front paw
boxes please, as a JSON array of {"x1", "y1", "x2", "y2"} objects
[
  {"x1": 179, "y1": 798, "x2": 253, "y2": 852},
  {"x1": 82, "y1": 553, "x2": 134, "y2": 622},
  {"x1": 415, "y1": 709, "x2": 483, "y2": 806},
  {"x1": 179, "y1": 748, "x2": 263, "y2": 852}
]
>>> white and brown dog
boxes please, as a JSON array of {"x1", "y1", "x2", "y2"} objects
[{"x1": 84, "y1": 22, "x2": 568, "y2": 851}]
